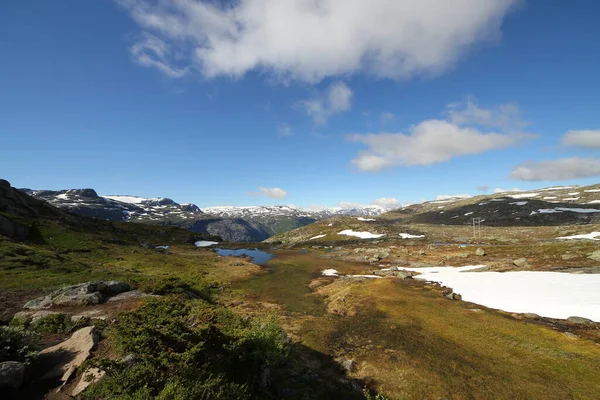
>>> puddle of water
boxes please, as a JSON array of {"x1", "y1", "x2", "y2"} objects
[{"x1": 216, "y1": 248, "x2": 273, "y2": 265}]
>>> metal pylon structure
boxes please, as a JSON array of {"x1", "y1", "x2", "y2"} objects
[{"x1": 472, "y1": 217, "x2": 484, "y2": 239}]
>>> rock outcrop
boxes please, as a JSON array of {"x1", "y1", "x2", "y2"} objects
[{"x1": 23, "y1": 281, "x2": 131, "y2": 310}]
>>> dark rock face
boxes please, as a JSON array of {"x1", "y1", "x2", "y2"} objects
[
  {"x1": 0, "y1": 361, "x2": 25, "y2": 396},
  {"x1": 187, "y1": 218, "x2": 271, "y2": 242},
  {"x1": 0, "y1": 215, "x2": 29, "y2": 240}
]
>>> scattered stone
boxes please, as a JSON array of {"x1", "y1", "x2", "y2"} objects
[
  {"x1": 587, "y1": 251, "x2": 600, "y2": 262},
  {"x1": 475, "y1": 248, "x2": 486, "y2": 256},
  {"x1": 40, "y1": 326, "x2": 98, "y2": 383},
  {"x1": 523, "y1": 313, "x2": 540, "y2": 319},
  {"x1": 512, "y1": 258, "x2": 530, "y2": 268},
  {"x1": 335, "y1": 358, "x2": 355, "y2": 372},
  {"x1": 71, "y1": 367, "x2": 105, "y2": 397},
  {"x1": 444, "y1": 292, "x2": 462, "y2": 301},
  {"x1": 567, "y1": 316, "x2": 594, "y2": 325},
  {"x1": 419, "y1": 249, "x2": 426, "y2": 255},
  {"x1": 396, "y1": 271, "x2": 413, "y2": 280},
  {"x1": 561, "y1": 254, "x2": 578, "y2": 261},
  {"x1": 23, "y1": 281, "x2": 131, "y2": 310},
  {"x1": 457, "y1": 252, "x2": 469, "y2": 258},
  {"x1": 0, "y1": 361, "x2": 25, "y2": 396}
]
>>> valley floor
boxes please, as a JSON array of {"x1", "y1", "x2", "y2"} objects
[{"x1": 2, "y1": 222, "x2": 600, "y2": 399}]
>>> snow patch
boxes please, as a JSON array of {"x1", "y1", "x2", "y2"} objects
[
  {"x1": 530, "y1": 207, "x2": 600, "y2": 215},
  {"x1": 399, "y1": 233, "x2": 425, "y2": 239},
  {"x1": 309, "y1": 234, "x2": 327, "y2": 240},
  {"x1": 195, "y1": 241, "x2": 219, "y2": 247},
  {"x1": 584, "y1": 189, "x2": 600, "y2": 193},
  {"x1": 402, "y1": 266, "x2": 600, "y2": 322},
  {"x1": 556, "y1": 232, "x2": 600, "y2": 241},
  {"x1": 510, "y1": 201, "x2": 528, "y2": 206},
  {"x1": 509, "y1": 193, "x2": 539, "y2": 199},
  {"x1": 321, "y1": 269, "x2": 339, "y2": 277},
  {"x1": 357, "y1": 217, "x2": 376, "y2": 221},
  {"x1": 338, "y1": 229, "x2": 385, "y2": 239}
]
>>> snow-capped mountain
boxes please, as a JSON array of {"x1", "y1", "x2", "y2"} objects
[{"x1": 21, "y1": 189, "x2": 385, "y2": 242}]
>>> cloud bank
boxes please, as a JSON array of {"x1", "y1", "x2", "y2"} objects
[
  {"x1": 118, "y1": 0, "x2": 518, "y2": 82},
  {"x1": 251, "y1": 187, "x2": 288, "y2": 199},
  {"x1": 300, "y1": 82, "x2": 352, "y2": 125},
  {"x1": 510, "y1": 158, "x2": 600, "y2": 181},
  {"x1": 561, "y1": 130, "x2": 600, "y2": 149},
  {"x1": 349, "y1": 100, "x2": 534, "y2": 171}
]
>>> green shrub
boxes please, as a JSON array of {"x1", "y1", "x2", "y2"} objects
[
  {"x1": 83, "y1": 297, "x2": 288, "y2": 399},
  {"x1": 30, "y1": 313, "x2": 79, "y2": 334},
  {"x1": 0, "y1": 326, "x2": 39, "y2": 365}
]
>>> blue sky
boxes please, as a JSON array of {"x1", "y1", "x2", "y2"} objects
[{"x1": 1, "y1": 0, "x2": 600, "y2": 208}]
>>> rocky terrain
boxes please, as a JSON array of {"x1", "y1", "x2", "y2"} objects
[{"x1": 4, "y1": 179, "x2": 600, "y2": 399}]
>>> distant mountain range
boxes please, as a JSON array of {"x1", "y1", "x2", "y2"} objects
[{"x1": 22, "y1": 189, "x2": 385, "y2": 242}]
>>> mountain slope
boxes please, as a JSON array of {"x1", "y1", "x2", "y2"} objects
[{"x1": 24, "y1": 189, "x2": 385, "y2": 242}]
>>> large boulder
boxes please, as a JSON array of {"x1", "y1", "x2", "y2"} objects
[
  {"x1": 475, "y1": 248, "x2": 486, "y2": 256},
  {"x1": 0, "y1": 361, "x2": 25, "y2": 396},
  {"x1": 40, "y1": 326, "x2": 98, "y2": 383},
  {"x1": 23, "y1": 281, "x2": 131, "y2": 310}
]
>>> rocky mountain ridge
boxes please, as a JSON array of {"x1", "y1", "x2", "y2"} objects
[{"x1": 22, "y1": 188, "x2": 385, "y2": 242}]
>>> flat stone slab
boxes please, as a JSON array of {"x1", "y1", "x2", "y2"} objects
[{"x1": 40, "y1": 326, "x2": 98, "y2": 382}]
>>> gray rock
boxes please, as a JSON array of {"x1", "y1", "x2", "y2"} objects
[
  {"x1": 52, "y1": 292, "x2": 104, "y2": 307},
  {"x1": 107, "y1": 290, "x2": 152, "y2": 302},
  {"x1": 0, "y1": 361, "x2": 25, "y2": 395},
  {"x1": 23, "y1": 295, "x2": 53, "y2": 311},
  {"x1": 336, "y1": 358, "x2": 355, "y2": 372},
  {"x1": 23, "y1": 281, "x2": 130, "y2": 310},
  {"x1": 40, "y1": 326, "x2": 98, "y2": 382},
  {"x1": 444, "y1": 292, "x2": 462, "y2": 301},
  {"x1": 588, "y1": 251, "x2": 600, "y2": 262},
  {"x1": 561, "y1": 254, "x2": 578, "y2": 261},
  {"x1": 396, "y1": 271, "x2": 413, "y2": 279},
  {"x1": 567, "y1": 316, "x2": 594, "y2": 324},
  {"x1": 475, "y1": 248, "x2": 486, "y2": 256},
  {"x1": 512, "y1": 258, "x2": 530, "y2": 268},
  {"x1": 523, "y1": 313, "x2": 540, "y2": 319}
]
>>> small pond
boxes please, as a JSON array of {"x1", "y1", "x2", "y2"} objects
[{"x1": 216, "y1": 248, "x2": 273, "y2": 265}]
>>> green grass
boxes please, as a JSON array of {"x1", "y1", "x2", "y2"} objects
[{"x1": 301, "y1": 278, "x2": 600, "y2": 399}]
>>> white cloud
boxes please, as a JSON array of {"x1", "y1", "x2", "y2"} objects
[
  {"x1": 380, "y1": 112, "x2": 395, "y2": 125},
  {"x1": 118, "y1": 0, "x2": 518, "y2": 82},
  {"x1": 510, "y1": 158, "x2": 600, "y2": 181},
  {"x1": 349, "y1": 101, "x2": 534, "y2": 171},
  {"x1": 562, "y1": 130, "x2": 600, "y2": 149},
  {"x1": 277, "y1": 123, "x2": 293, "y2": 137},
  {"x1": 436, "y1": 194, "x2": 471, "y2": 200},
  {"x1": 130, "y1": 33, "x2": 189, "y2": 78},
  {"x1": 371, "y1": 197, "x2": 401, "y2": 209},
  {"x1": 252, "y1": 187, "x2": 288, "y2": 199},
  {"x1": 446, "y1": 98, "x2": 528, "y2": 131},
  {"x1": 493, "y1": 187, "x2": 521, "y2": 193},
  {"x1": 301, "y1": 82, "x2": 352, "y2": 124}
]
